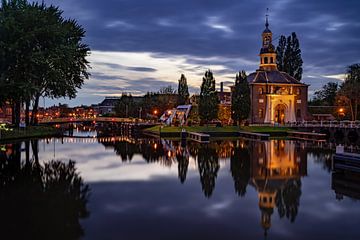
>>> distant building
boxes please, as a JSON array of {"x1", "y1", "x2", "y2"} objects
[
  {"x1": 94, "y1": 97, "x2": 120, "y2": 115},
  {"x1": 0, "y1": 101, "x2": 12, "y2": 123},
  {"x1": 248, "y1": 18, "x2": 309, "y2": 124}
]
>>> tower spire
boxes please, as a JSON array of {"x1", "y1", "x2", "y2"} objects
[{"x1": 265, "y1": 8, "x2": 269, "y2": 28}]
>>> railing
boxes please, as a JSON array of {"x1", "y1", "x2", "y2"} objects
[{"x1": 251, "y1": 121, "x2": 360, "y2": 128}]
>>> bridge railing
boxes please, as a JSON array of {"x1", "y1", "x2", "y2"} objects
[{"x1": 40, "y1": 117, "x2": 153, "y2": 124}]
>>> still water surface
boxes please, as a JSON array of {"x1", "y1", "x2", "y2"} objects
[{"x1": 1, "y1": 135, "x2": 360, "y2": 240}]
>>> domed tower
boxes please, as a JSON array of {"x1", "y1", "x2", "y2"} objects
[{"x1": 259, "y1": 13, "x2": 277, "y2": 71}]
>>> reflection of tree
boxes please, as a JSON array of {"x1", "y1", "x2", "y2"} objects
[
  {"x1": 0, "y1": 141, "x2": 90, "y2": 239},
  {"x1": 113, "y1": 141, "x2": 137, "y2": 162},
  {"x1": 197, "y1": 144, "x2": 219, "y2": 198},
  {"x1": 307, "y1": 147, "x2": 333, "y2": 172},
  {"x1": 230, "y1": 144, "x2": 251, "y2": 196},
  {"x1": 176, "y1": 147, "x2": 189, "y2": 184},
  {"x1": 275, "y1": 179, "x2": 302, "y2": 222}
]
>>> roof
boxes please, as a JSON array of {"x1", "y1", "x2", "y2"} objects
[
  {"x1": 99, "y1": 97, "x2": 120, "y2": 106},
  {"x1": 248, "y1": 70, "x2": 305, "y2": 85}
]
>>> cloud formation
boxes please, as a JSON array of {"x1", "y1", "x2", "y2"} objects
[{"x1": 40, "y1": 0, "x2": 360, "y2": 106}]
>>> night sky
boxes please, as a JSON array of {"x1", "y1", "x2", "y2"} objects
[{"x1": 39, "y1": 0, "x2": 360, "y2": 106}]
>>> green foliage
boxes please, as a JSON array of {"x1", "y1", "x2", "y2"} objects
[
  {"x1": 178, "y1": 74, "x2": 189, "y2": 105},
  {"x1": 0, "y1": 0, "x2": 90, "y2": 126},
  {"x1": 139, "y1": 91, "x2": 178, "y2": 119},
  {"x1": 311, "y1": 82, "x2": 338, "y2": 106},
  {"x1": 337, "y1": 63, "x2": 360, "y2": 120},
  {"x1": 199, "y1": 70, "x2": 219, "y2": 123},
  {"x1": 276, "y1": 32, "x2": 303, "y2": 80},
  {"x1": 276, "y1": 35, "x2": 287, "y2": 72},
  {"x1": 114, "y1": 93, "x2": 138, "y2": 118},
  {"x1": 231, "y1": 71, "x2": 250, "y2": 125}
]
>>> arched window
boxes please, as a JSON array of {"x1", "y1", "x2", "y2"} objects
[
  {"x1": 258, "y1": 87, "x2": 263, "y2": 94},
  {"x1": 296, "y1": 109, "x2": 301, "y2": 118},
  {"x1": 264, "y1": 57, "x2": 268, "y2": 64},
  {"x1": 270, "y1": 57, "x2": 273, "y2": 63},
  {"x1": 296, "y1": 88, "x2": 301, "y2": 95},
  {"x1": 259, "y1": 109, "x2": 264, "y2": 118}
]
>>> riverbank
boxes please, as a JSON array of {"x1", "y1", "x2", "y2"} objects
[
  {"x1": 0, "y1": 126, "x2": 62, "y2": 141},
  {"x1": 143, "y1": 125, "x2": 292, "y2": 138}
]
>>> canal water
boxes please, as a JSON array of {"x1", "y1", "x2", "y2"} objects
[{"x1": 1, "y1": 134, "x2": 360, "y2": 239}]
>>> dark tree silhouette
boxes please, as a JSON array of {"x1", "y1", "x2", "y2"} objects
[
  {"x1": 176, "y1": 147, "x2": 189, "y2": 184},
  {"x1": 197, "y1": 144, "x2": 220, "y2": 198},
  {"x1": 230, "y1": 143, "x2": 251, "y2": 196},
  {"x1": 275, "y1": 179, "x2": 302, "y2": 222},
  {"x1": 0, "y1": 141, "x2": 90, "y2": 239}
]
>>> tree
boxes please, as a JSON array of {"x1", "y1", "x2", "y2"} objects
[
  {"x1": 199, "y1": 70, "x2": 219, "y2": 124},
  {"x1": 312, "y1": 82, "x2": 339, "y2": 106},
  {"x1": 337, "y1": 64, "x2": 360, "y2": 120},
  {"x1": 178, "y1": 74, "x2": 189, "y2": 105},
  {"x1": 0, "y1": 0, "x2": 90, "y2": 126},
  {"x1": 114, "y1": 93, "x2": 138, "y2": 118},
  {"x1": 231, "y1": 71, "x2": 250, "y2": 125},
  {"x1": 276, "y1": 32, "x2": 303, "y2": 81},
  {"x1": 276, "y1": 35, "x2": 287, "y2": 72}
]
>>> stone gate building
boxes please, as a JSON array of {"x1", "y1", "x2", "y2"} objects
[{"x1": 248, "y1": 18, "x2": 309, "y2": 124}]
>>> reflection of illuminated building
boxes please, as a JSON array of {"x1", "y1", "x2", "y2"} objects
[{"x1": 249, "y1": 140, "x2": 307, "y2": 235}]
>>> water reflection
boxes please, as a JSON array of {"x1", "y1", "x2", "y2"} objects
[
  {"x1": 100, "y1": 138, "x2": 309, "y2": 231},
  {"x1": 0, "y1": 141, "x2": 90, "y2": 239}
]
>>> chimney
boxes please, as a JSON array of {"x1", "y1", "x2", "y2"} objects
[{"x1": 220, "y1": 82, "x2": 224, "y2": 93}]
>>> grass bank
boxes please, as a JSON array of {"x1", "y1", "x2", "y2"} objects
[
  {"x1": 144, "y1": 125, "x2": 291, "y2": 134},
  {"x1": 0, "y1": 125, "x2": 61, "y2": 141}
]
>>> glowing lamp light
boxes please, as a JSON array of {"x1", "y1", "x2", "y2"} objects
[
  {"x1": 339, "y1": 108, "x2": 344, "y2": 113},
  {"x1": 153, "y1": 110, "x2": 158, "y2": 115}
]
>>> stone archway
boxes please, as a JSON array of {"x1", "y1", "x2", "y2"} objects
[{"x1": 274, "y1": 104, "x2": 287, "y2": 124}]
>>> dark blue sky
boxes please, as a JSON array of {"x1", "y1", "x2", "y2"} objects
[{"x1": 41, "y1": 0, "x2": 360, "y2": 106}]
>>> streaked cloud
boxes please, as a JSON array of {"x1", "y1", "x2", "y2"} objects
[{"x1": 39, "y1": 0, "x2": 360, "y2": 106}]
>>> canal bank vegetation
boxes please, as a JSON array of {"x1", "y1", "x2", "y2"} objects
[
  {"x1": 0, "y1": 125, "x2": 61, "y2": 141},
  {"x1": 144, "y1": 125, "x2": 291, "y2": 134}
]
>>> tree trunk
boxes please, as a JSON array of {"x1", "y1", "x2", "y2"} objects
[
  {"x1": 31, "y1": 94, "x2": 40, "y2": 125},
  {"x1": 355, "y1": 101, "x2": 358, "y2": 121},
  {"x1": 11, "y1": 102, "x2": 15, "y2": 125},
  {"x1": 349, "y1": 100, "x2": 354, "y2": 121},
  {"x1": 14, "y1": 100, "x2": 21, "y2": 127},
  {"x1": 25, "y1": 99, "x2": 30, "y2": 126}
]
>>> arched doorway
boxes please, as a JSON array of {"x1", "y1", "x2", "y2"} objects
[{"x1": 274, "y1": 104, "x2": 287, "y2": 124}]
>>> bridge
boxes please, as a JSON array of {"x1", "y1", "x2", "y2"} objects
[{"x1": 39, "y1": 117, "x2": 153, "y2": 124}]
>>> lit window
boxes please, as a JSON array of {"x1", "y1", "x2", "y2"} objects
[
  {"x1": 296, "y1": 88, "x2": 301, "y2": 95},
  {"x1": 259, "y1": 109, "x2": 264, "y2": 118},
  {"x1": 258, "y1": 87, "x2": 263, "y2": 94}
]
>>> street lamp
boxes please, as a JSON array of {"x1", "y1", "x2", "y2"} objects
[{"x1": 338, "y1": 107, "x2": 345, "y2": 120}]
